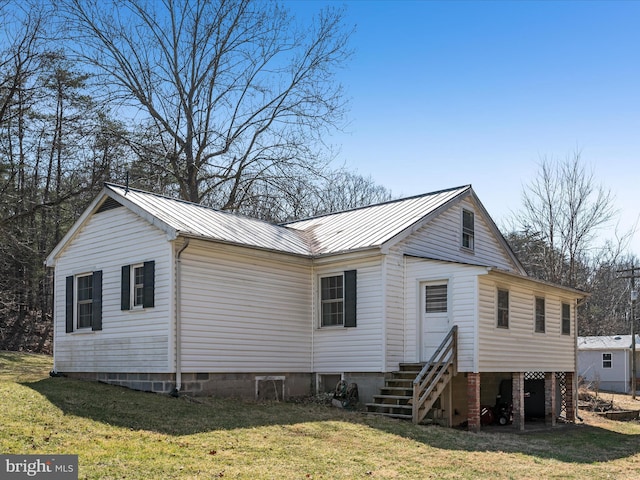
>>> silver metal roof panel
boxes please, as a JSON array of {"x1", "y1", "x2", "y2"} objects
[
  {"x1": 106, "y1": 184, "x2": 310, "y2": 255},
  {"x1": 105, "y1": 184, "x2": 470, "y2": 257},
  {"x1": 283, "y1": 186, "x2": 470, "y2": 254}
]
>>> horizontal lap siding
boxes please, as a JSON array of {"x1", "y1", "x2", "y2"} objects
[
  {"x1": 401, "y1": 197, "x2": 517, "y2": 272},
  {"x1": 404, "y1": 258, "x2": 483, "y2": 372},
  {"x1": 53, "y1": 208, "x2": 172, "y2": 372},
  {"x1": 313, "y1": 257, "x2": 384, "y2": 372},
  {"x1": 478, "y1": 275, "x2": 575, "y2": 372},
  {"x1": 180, "y1": 242, "x2": 312, "y2": 372},
  {"x1": 578, "y1": 350, "x2": 628, "y2": 387},
  {"x1": 385, "y1": 252, "x2": 405, "y2": 371}
]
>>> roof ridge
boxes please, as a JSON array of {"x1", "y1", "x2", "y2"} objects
[
  {"x1": 280, "y1": 184, "x2": 471, "y2": 226},
  {"x1": 105, "y1": 182, "x2": 290, "y2": 229}
]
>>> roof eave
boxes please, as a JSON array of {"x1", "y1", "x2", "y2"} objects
[
  {"x1": 486, "y1": 267, "x2": 589, "y2": 298},
  {"x1": 45, "y1": 186, "x2": 179, "y2": 267},
  {"x1": 175, "y1": 231, "x2": 312, "y2": 258}
]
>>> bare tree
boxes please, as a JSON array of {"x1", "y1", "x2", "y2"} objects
[
  {"x1": 235, "y1": 169, "x2": 394, "y2": 223},
  {"x1": 61, "y1": 0, "x2": 353, "y2": 207},
  {"x1": 512, "y1": 152, "x2": 619, "y2": 287}
]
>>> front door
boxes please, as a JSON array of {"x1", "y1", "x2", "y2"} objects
[{"x1": 420, "y1": 282, "x2": 450, "y2": 362}]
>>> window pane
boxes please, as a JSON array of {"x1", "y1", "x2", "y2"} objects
[
  {"x1": 134, "y1": 266, "x2": 144, "y2": 306},
  {"x1": 77, "y1": 275, "x2": 92, "y2": 301},
  {"x1": 321, "y1": 275, "x2": 344, "y2": 326},
  {"x1": 562, "y1": 303, "x2": 570, "y2": 335},
  {"x1": 426, "y1": 285, "x2": 447, "y2": 313},
  {"x1": 322, "y1": 301, "x2": 343, "y2": 326},
  {"x1": 321, "y1": 275, "x2": 343, "y2": 301},
  {"x1": 462, "y1": 210, "x2": 474, "y2": 249},
  {"x1": 77, "y1": 303, "x2": 93, "y2": 329},
  {"x1": 535, "y1": 297, "x2": 545, "y2": 332},
  {"x1": 497, "y1": 289, "x2": 509, "y2": 328},
  {"x1": 77, "y1": 274, "x2": 93, "y2": 328}
]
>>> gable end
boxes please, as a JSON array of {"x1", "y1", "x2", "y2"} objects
[{"x1": 96, "y1": 196, "x2": 123, "y2": 214}]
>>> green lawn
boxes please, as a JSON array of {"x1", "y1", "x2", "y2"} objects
[{"x1": 1, "y1": 351, "x2": 639, "y2": 479}]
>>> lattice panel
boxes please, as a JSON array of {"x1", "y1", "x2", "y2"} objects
[
  {"x1": 557, "y1": 372, "x2": 567, "y2": 418},
  {"x1": 524, "y1": 371, "x2": 545, "y2": 381}
]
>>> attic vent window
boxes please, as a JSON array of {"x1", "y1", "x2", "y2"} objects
[
  {"x1": 96, "y1": 197, "x2": 123, "y2": 213},
  {"x1": 462, "y1": 209, "x2": 474, "y2": 250}
]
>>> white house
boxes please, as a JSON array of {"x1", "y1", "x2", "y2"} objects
[
  {"x1": 578, "y1": 335, "x2": 640, "y2": 393},
  {"x1": 46, "y1": 183, "x2": 586, "y2": 431}
]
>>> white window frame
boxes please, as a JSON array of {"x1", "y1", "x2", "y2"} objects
[
  {"x1": 320, "y1": 273, "x2": 344, "y2": 327},
  {"x1": 561, "y1": 302, "x2": 571, "y2": 335},
  {"x1": 602, "y1": 353, "x2": 612, "y2": 369},
  {"x1": 534, "y1": 296, "x2": 545, "y2": 333},
  {"x1": 461, "y1": 209, "x2": 475, "y2": 251},
  {"x1": 497, "y1": 288, "x2": 509, "y2": 328},
  {"x1": 75, "y1": 272, "x2": 94, "y2": 329},
  {"x1": 131, "y1": 263, "x2": 145, "y2": 309}
]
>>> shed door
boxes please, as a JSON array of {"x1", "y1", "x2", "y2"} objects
[{"x1": 421, "y1": 282, "x2": 450, "y2": 362}]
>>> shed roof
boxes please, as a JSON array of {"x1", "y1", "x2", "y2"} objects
[{"x1": 578, "y1": 335, "x2": 640, "y2": 350}]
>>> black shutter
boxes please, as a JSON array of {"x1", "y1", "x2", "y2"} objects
[
  {"x1": 143, "y1": 260, "x2": 155, "y2": 308},
  {"x1": 121, "y1": 265, "x2": 131, "y2": 310},
  {"x1": 65, "y1": 276, "x2": 74, "y2": 333},
  {"x1": 344, "y1": 270, "x2": 357, "y2": 328},
  {"x1": 92, "y1": 270, "x2": 103, "y2": 331}
]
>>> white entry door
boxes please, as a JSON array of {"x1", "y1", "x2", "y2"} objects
[{"x1": 420, "y1": 282, "x2": 450, "y2": 362}]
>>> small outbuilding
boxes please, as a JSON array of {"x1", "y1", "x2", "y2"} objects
[{"x1": 578, "y1": 335, "x2": 640, "y2": 393}]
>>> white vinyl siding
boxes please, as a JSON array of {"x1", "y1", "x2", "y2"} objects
[
  {"x1": 179, "y1": 240, "x2": 312, "y2": 372},
  {"x1": 52, "y1": 207, "x2": 172, "y2": 373},
  {"x1": 404, "y1": 257, "x2": 484, "y2": 372},
  {"x1": 384, "y1": 252, "x2": 405, "y2": 371},
  {"x1": 478, "y1": 273, "x2": 575, "y2": 372},
  {"x1": 578, "y1": 349, "x2": 629, "y2": 393},
  {"x1": 312, "y1": 255, "x2": 384, "y2": 372},
  {"x1": 398, "y1": 197, "x2": 519, "y2": 272}
]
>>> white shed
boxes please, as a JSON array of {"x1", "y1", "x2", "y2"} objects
[{"x1": 578, "y1": 335, "x2": 640, "y2": 393}]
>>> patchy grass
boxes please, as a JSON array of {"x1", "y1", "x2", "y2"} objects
[{"x1": 1, "y1": 352, "x2": 640, "y2": 479}]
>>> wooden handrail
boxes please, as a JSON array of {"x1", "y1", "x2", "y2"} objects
[{"x1": 412, "y1": 325, "x2": 457, "y2": 423}]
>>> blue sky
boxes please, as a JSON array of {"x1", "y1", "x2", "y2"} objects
[{"x1": 290, "y1": 0, "x2": 640, "y2": 254}]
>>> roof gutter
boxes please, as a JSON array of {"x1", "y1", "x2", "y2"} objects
[{"x1": 173, "y1": 238, "x2": 190, "y2": 395}]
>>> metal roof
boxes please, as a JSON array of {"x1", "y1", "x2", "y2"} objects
[
  {"x1": 283, "y1": 185, "x2": 471, "y2": 255},
  {"x1": 105, "y1": 184, "x2": 311, "y2": 256},
  {"x1": 578, "y1": 335, "x2": 640, "y2": 350},
  {"x1": 102, "y1": 183, "x2": 470, "y2": 257}
]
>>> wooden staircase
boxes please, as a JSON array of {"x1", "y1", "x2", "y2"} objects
[
  {"x1": 366, "y1": 326, "x2": 458, "y2": 424},
  {"x1": 365, "y1": 362, "x2": 423, "y2": 420}
]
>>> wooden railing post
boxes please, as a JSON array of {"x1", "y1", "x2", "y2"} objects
[{"x1": 412, "y1": 325, "x2": 457, "y2": 424}]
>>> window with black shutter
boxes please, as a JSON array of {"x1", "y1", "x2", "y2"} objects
[
  {"x1": 65, "y1": 271, "x2": 102, "y2": 332},
  {"x1": 121, "y1": 261, "x2": 155, "y2": 310},
  {"x1": 320, "y1": 270, "x2": 357, "y2": 328}
]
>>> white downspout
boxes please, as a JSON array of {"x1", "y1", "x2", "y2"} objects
[{"x1": 174, "y1": 239, "x2": 190, "y2": 394}]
